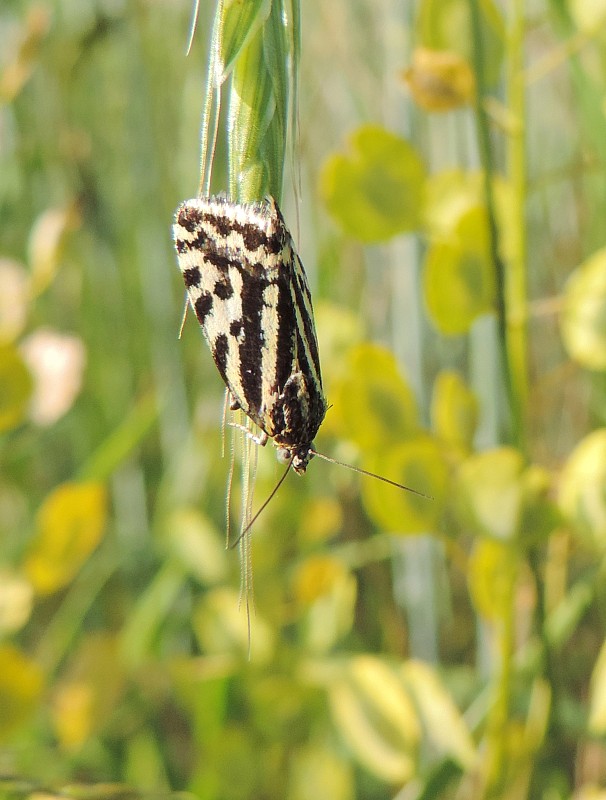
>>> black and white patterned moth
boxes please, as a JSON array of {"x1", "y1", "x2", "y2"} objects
[{"x1": 173, "y1": 195, "x2": 327, "y2": 474}]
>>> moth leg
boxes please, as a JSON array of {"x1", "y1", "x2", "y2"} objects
[
  {"x1": 227, "y1": 421, "x2": 269, "y2": 447},
  {"x1": 228, "y1": 392, "x2": 241, "y2": 412},
  {"x1": 178, "y1": 292, "x2": 189, "y2": 339}
]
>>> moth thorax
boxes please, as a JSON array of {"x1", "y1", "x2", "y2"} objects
[{"x1": 276, "y1": 444, "x2": 315, "y2": 474}]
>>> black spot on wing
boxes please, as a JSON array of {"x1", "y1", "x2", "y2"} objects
[
  {"x1": 240, "y1": 225, "x2": 265, "y2": 251},
  {"x1": 202, "y1": 209, "x2": 285, "y2": 256},
  {"x1": 176, "y1": 203, "x2": 203, "y2": 233},
  {"x1": 183, "y1": 267, "x2": 201, "y2": 288},
  {"x1": 230, "y1": 319, "x2": 243, "y2": 337},
  {"x1": 214, "y1": 333, "x2": 229, "y2": 381},
  {"x1": 194, "y1": 292, "x2": 213, "y2": 324},
  {"x1": 203, "y1": 213, "x2": 234, "y2": 239},
  {"x1": 241, "y1": 224, "x2": 283, "y2": 254},
  {"x1": 174, "y1": 230, "x2": 207, "y2": 254},
  {"x1": 214, "y1": 277, "x2": 233, "y2": 299},
  {"x1": 205, "y1": 251, "x2": 234, "y2": 272},
  {"x1": 191, "y1": 229, "x2": 209, "y2": 251}
]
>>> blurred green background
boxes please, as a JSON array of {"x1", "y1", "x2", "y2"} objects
[{"x1": 2, "y1": 1, "x2": 606, "y2": 798}]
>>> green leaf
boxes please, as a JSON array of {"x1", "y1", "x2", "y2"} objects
[
  {"x1": 468, "y1": 539, "x2": 516, "y2": 620},
  {"x1": 348, "y1": 656, "x2": 421, "y2": 748},
  {"x1": 423, "y1": 170, "x2": 518, "y2": 263},
  {"x1": 321, "y1": 125, "x2": 426, "y2": 243},
  {"x1": 561, "y1": 247, "x2": 606, "y2": 370},
  {"x1": 328, "y1": 656, "x2": 418, "y2": 782},
  {"x1": 293, "y1": 556, "x2": 356, "y2": 653},
  {"x1": 124, "y1": 730, "x2": 168, "y2": 792},
  {"x1": 423, "y1": 206, "x2": 495, "y2": 335},
  {"x1": 289, "y1": 744, "x2": 354, "y2": 800},
  {"x1": 165, "y1": 508, "x2": 228, "y2": 587},
  {"x1": 559, "y1": 428, "x2": 606, "y2": 551},
  {"x1": 120, "y1": 560, "x2": 188, "y2": 669},
  {"x1": 416, "y1": 0, "x2": 504, "y2": 87},
  {"x1": 458, "y1": 450, "x2": 555, "y2": 547},
  {"x1": 362, "y1": 436, "x2": 448, "y2": 533},
  {"x1": 457, "y1": 447, "x2": 525, "y2": 540},
  {"x1": 423, "y1": 169, "x2": 485, "y2": 238},
  {"x1": 431, "y1": 370, "x2": 479, "y2": 455},
  {"x1": 78, "y1": 392, "x2": 158, "y2": 481},
  {"x1": 517, "y1": 465, "x2": 560, "y2": 546},
  {"x1": 0, "y1": 570, "x2": 33, "y2": 634},
  {"x1": 0, "y1": 259, "x2": 29, "y2": 341},
  {"x1": 332, "y1": 343, "x2": 419, "y2": 450},
  {"x1": 25, "y1": 482, "x2": 108, "y2": 595},
  {"x1": 568, "y1": 0, "x2": 606, "y2": 33},
  {"x1": 193, "y1": 587, "x2": 275, "y2": 663},
  {"x1": 28, "y1": 206, "x2": 76, "y2": 297},
  {"x1": 546, "y1": 581, "x2": 593, "y2": 648},
  {"x1": 406, "y1": 759, "x2": 464, "y2": 800},
  {"x1": 0, "y1": 344, "x2": 32, "y2": 433},
  {"x1": 589, "y1": 636, "x2": 606, "y2": 734},
  {"x1": 51, "y1": 634, "x2": 124, "y2": 750},
  {"x1": 400, "y1": 660, "x2": 476, "y2": 769},
  {"x1": 315, "y1": 301, "x2": 365, "y2": 390},
  {"x1": 0, "y1": 644, "x2": 44, "y2": 740}
]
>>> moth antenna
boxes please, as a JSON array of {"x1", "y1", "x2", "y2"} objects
[
  {"x1": 224, "y1": 413, "x2": 237, "y2": 546},
  {"x1": 185, "y1": 0, "x2": 201, "y2": 55},
  {"x1": 229, "y1": 458, "x2": 293, "y2": 549},
  {"x1": 237, "y1": 431, "x2": 257, "y2": 658},
  {"x1": 245, "y1": 593, "x2": 252, "y2": 661},
  {"x1": 244, "y1": 431, "x2": 259, "y2": 529},
  {"x1": 220, "y1": 388, "x2": 230, "y2": 459},
  {"x1": 309, "y1": 449, "x2": 433, "y2": 499},
  {"x1": 178, "y1": 293, "x2": 189, "y2": 339}
]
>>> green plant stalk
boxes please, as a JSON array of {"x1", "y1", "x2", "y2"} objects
[
  {"x1": 226, "y1": 0, "x2": 298, "y2": 202},
  {"x1": 469, "y1": 0, "x2": 522, "y2": 450},
  {"x1": 34, "y1": 541, "x2": 119, "y2": 675},
  {"x1": 201, "y1": 0, "x2": 299, "y2": 651},
  {"x1": 505, "y1": 0, "x2": 529, "y2": 453},
  {"x1": 469, "y1": 1, "x2": 526, "y2": 794},
  {"x1": 77, "y1": 391, "x2": 158, "y2": 482},
  {"x1": 482, "y1": 556, "x2": 517, "y2": 797}
]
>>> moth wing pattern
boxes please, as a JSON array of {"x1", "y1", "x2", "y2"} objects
[{"x1": 173, "y1": 195, "x2": 327, "y2": 472}]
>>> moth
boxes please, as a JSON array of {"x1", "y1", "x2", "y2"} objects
[
  {"x1": 173, "y1": 195, "x2": 427, "y2": 528},
  {"x1": 173, "y1": 194, "x2": 327, "y2": 480}
]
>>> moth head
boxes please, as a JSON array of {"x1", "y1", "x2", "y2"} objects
[{"x1": 277, "y1": 444, "x2": 315, "y2": 474}]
